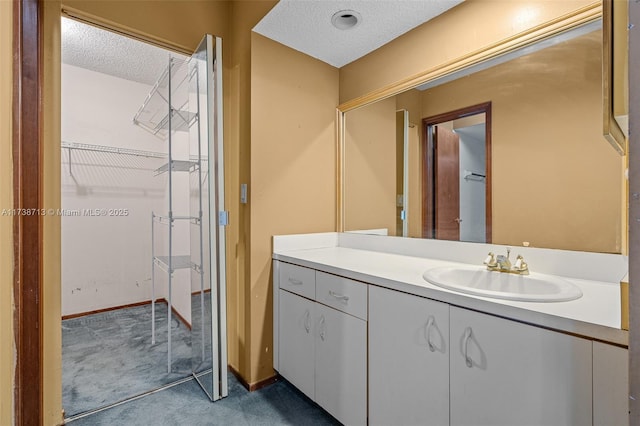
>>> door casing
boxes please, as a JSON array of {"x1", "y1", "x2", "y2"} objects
[{"x1": 422, "y1": 102, "x2": 492, "y2": 242}]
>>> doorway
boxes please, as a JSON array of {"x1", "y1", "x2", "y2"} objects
[
  {"x1": 60, "y1": 18, "x2": 227, "y2": 420},
  {"x1": 422, "y1": 102, "x2": 492, "y2": 243}
]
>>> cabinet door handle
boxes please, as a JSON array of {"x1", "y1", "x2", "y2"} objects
[
  {"x1": 328, "y1": 290, "x2": 349, "y2": 303},
  {"x1": 463, "y1": 327, "x2": 473, "y2": 368},
  {"x1": 319, "y1": 315, "x2": 326, "y2": 341},
  {"x1": 288, "y1": 278, "x2": 303, "y2": 285},
  {"x1": 425, "y1": 316, "x2": 435, "y2": 352},
  {"x1": 304, "y1": 310, "x2": 310, "y2": 334}
]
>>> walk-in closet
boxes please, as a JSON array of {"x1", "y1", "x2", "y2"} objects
[{"x1": 61, "y1": 17, "x2": 227, "y2": 421}]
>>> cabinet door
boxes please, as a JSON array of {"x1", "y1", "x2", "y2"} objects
[
  {"x1": 278, "y1": 290, "x2": 315, "y2": 400},
  {"x1": 369, "y1": 286, "x2": 449, "y2": 426},
  {"x1": 315, "y1": 303, "x2": 367, "y2": 426},
  {"x1": 450, "y1": 306, "x2": 592, "y2": 426},
  {"x1": 593, "y1": 341, "x2": 629, "y2": 426}
]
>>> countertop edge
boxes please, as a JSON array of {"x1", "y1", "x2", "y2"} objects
[{"x1": 273, "y1": 251, "x2": 629, "y2": 347}]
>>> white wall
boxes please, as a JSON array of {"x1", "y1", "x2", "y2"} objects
[
  {"x1": 61, "y1": 64, "x2": 190, "y2": 318},
  {"x1": 457, "y1": 124, "x2": 486, "y2": 243}
]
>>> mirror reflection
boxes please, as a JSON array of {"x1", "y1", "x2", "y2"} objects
[{"x1": 344, "y1": 22, "x2": 623, "y2": 254}]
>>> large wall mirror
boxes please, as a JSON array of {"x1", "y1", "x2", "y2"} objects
[{"x1": 341, "y1": 15, "x2": 625, "y2": 254}]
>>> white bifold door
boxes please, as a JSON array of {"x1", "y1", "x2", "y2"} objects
[{"x1": 188, "y1": 34, "x2": 227, "y2": 402}]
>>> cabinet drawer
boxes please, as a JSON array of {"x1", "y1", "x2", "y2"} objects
[
  {"x1": 279, "y1": 262, "x2": 315, "y2": 299},
  {"x1": 316, "y1": 271, "x2": 367, "y2": 320}
]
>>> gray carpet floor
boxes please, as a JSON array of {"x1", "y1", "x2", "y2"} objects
[
  {"x1": 67, "y1": 373, "x2": 341, "y2": 425},
  {"x1": 63, "y1": 302, "x2": 340, "y2": 425},
  {"x1": 62, "y1": 302, "x2": 192, "y2": 416}
]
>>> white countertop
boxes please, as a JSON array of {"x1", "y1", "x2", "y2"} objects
[{"x1": 273, "y1": 245, "x2": 628, "y2": 346}]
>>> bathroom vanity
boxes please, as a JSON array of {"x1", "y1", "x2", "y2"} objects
[{"x1": 272, "y1": 232, "x2": 629, "y2": 426}]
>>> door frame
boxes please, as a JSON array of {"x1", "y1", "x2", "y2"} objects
[
  {"x1": 12, "y1": 3, "x2": 224, "y2": 421},
  {"x1": 13, "y1": 0, "x2": 44, "y2": 423},
  {"x1": 421, "y1": 102, "x2": 492, "y2": 242}
]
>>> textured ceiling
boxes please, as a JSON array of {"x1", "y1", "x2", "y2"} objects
[
  {"x1": 253, "y1": 0, "x2": 464, "y2": 68},
  {"x1": 61, "y1": 17, "x2": 186, "y2": 86}
]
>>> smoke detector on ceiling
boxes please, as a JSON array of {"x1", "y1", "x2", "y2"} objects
[{"x1": 331, "y1": 10, "x2": 362, "y2": 30}]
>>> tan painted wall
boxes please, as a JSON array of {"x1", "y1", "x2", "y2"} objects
[
  {"x1": 627, "y1": 2, "x2": 639, "y2": 420},
  {"x1": 419, "y1": 32, "x2": 621, "y2": 253},
  {"x1": 43, "y1": 3, "x2": 63, "y2": 423},
  {"x1": 339, "y1": 0, "x2": 596, "y2": 103},
  {"x1": 226, "y1": 0, "x2": 279, "y2": 382},
  {"x1": 344, "y1": 97, "x2": 397, "y2": 232},
  {"x1": 0, "y1": 1, "x2": 14, "y2": 424},
  {"x1": 250, "y1": 33, "x2": 338, "y2": 382},
  {"x1": 345, "y1": 89, "x2": 423, "y2": 238}
]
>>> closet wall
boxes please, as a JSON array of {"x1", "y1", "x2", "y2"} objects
[{"x1": 61, "y1": 63, "x2": 168, "y2": 317}]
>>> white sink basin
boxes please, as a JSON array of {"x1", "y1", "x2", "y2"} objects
[{"x1": 422, "y1": 265, "x2": 583, "y2": 302}]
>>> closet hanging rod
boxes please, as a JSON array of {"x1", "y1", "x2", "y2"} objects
[
  {"x1": 61, "y1": 141, "x2": 167, "y2": 159},
  {"x1": 463, "y1": 170, "x2": 486, "y2": 181}
]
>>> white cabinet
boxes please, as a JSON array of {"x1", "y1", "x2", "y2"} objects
[
  {"x1": 278, "y1": 289, "x2": 315, "y2": 400},
  {"x1": 275, "y1": 258, "x2": 628, "y2": 426},
  {"x1": 315, "y1": 303, "x2": 367, "y2": 426},
  {"x1": 593, "y1": 341, "x2": 629, "y2": 425},
  {"x1": 275, "y1": 262, "x2": 367, "y2": 425},
  {"x1": 279, "y1": 261, "x2": 316, "y2": 299},
  {"x1": 449, "y1": 306, "x2": 593, "y2": 426},
  {"x1": 369, "y1": 286, "x2": 450, "y2": 426}
]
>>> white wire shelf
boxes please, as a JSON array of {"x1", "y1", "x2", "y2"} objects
[
  {"x1": 133, "y1": 58, "x2": 198, "y2": 138},
  {"x1": 61, "y1": 141, "x2": 166, "y2": 158},
  {"x1": 153, "y1": 214, "x2": 201, "y2": 226},
  {"x1": 154, "y1": 160, "x2": 199, "y2": 175},
  {"x1": 154, "y1": 255, "x2": 195, "y2": 273}
]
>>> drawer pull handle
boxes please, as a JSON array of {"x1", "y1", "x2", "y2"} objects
[
  {"x1": 319, "y1": 316, "x2": 326, "y2": 341},
  {"x1": 304, "y1": 310, "x2": 310, "y2": 334},
  {"x1": 288, "y1": 278, "x2": 303, "y2": 285},
  {"x1": 425, "y1": 316, "x2": 435, "y2": 352},
  {"x1": 329, "y1": 290, "x2": 350, "y2": 303},
  {"x1": 463, "y1": 327, "x2": 473, "y2": 368}
]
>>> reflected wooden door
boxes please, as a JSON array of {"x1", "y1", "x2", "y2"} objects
[{"x1": 434, "y1": 126, "x2": 460, "y2": 240}]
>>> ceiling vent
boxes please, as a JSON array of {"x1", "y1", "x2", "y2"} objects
[{"x1": 331, "y1": 10, "x2": 361, "y2": 30}]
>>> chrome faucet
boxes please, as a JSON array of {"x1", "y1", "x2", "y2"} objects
[{"x1": 483, "y1": 248, "x2": 529, "y2": 275}]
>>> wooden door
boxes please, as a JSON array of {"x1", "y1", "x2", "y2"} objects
[{"x1": 435, "y1": 126, "x2": 460, "y2": 240}]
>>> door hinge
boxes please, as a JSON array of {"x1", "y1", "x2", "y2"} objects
[{"x1": 218, "y1": 211, "x2": 229, "y2": 226}]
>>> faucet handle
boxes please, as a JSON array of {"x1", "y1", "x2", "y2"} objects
[
  {"x1": 514, "y1": 255, "x2": 522, "y2": 269},
  {"x1": 483, "y1": 252, "x2": 497, "y2": 267},
  {"x1": 514, "y1": 255, "x2": 529, "y2": 274}
]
